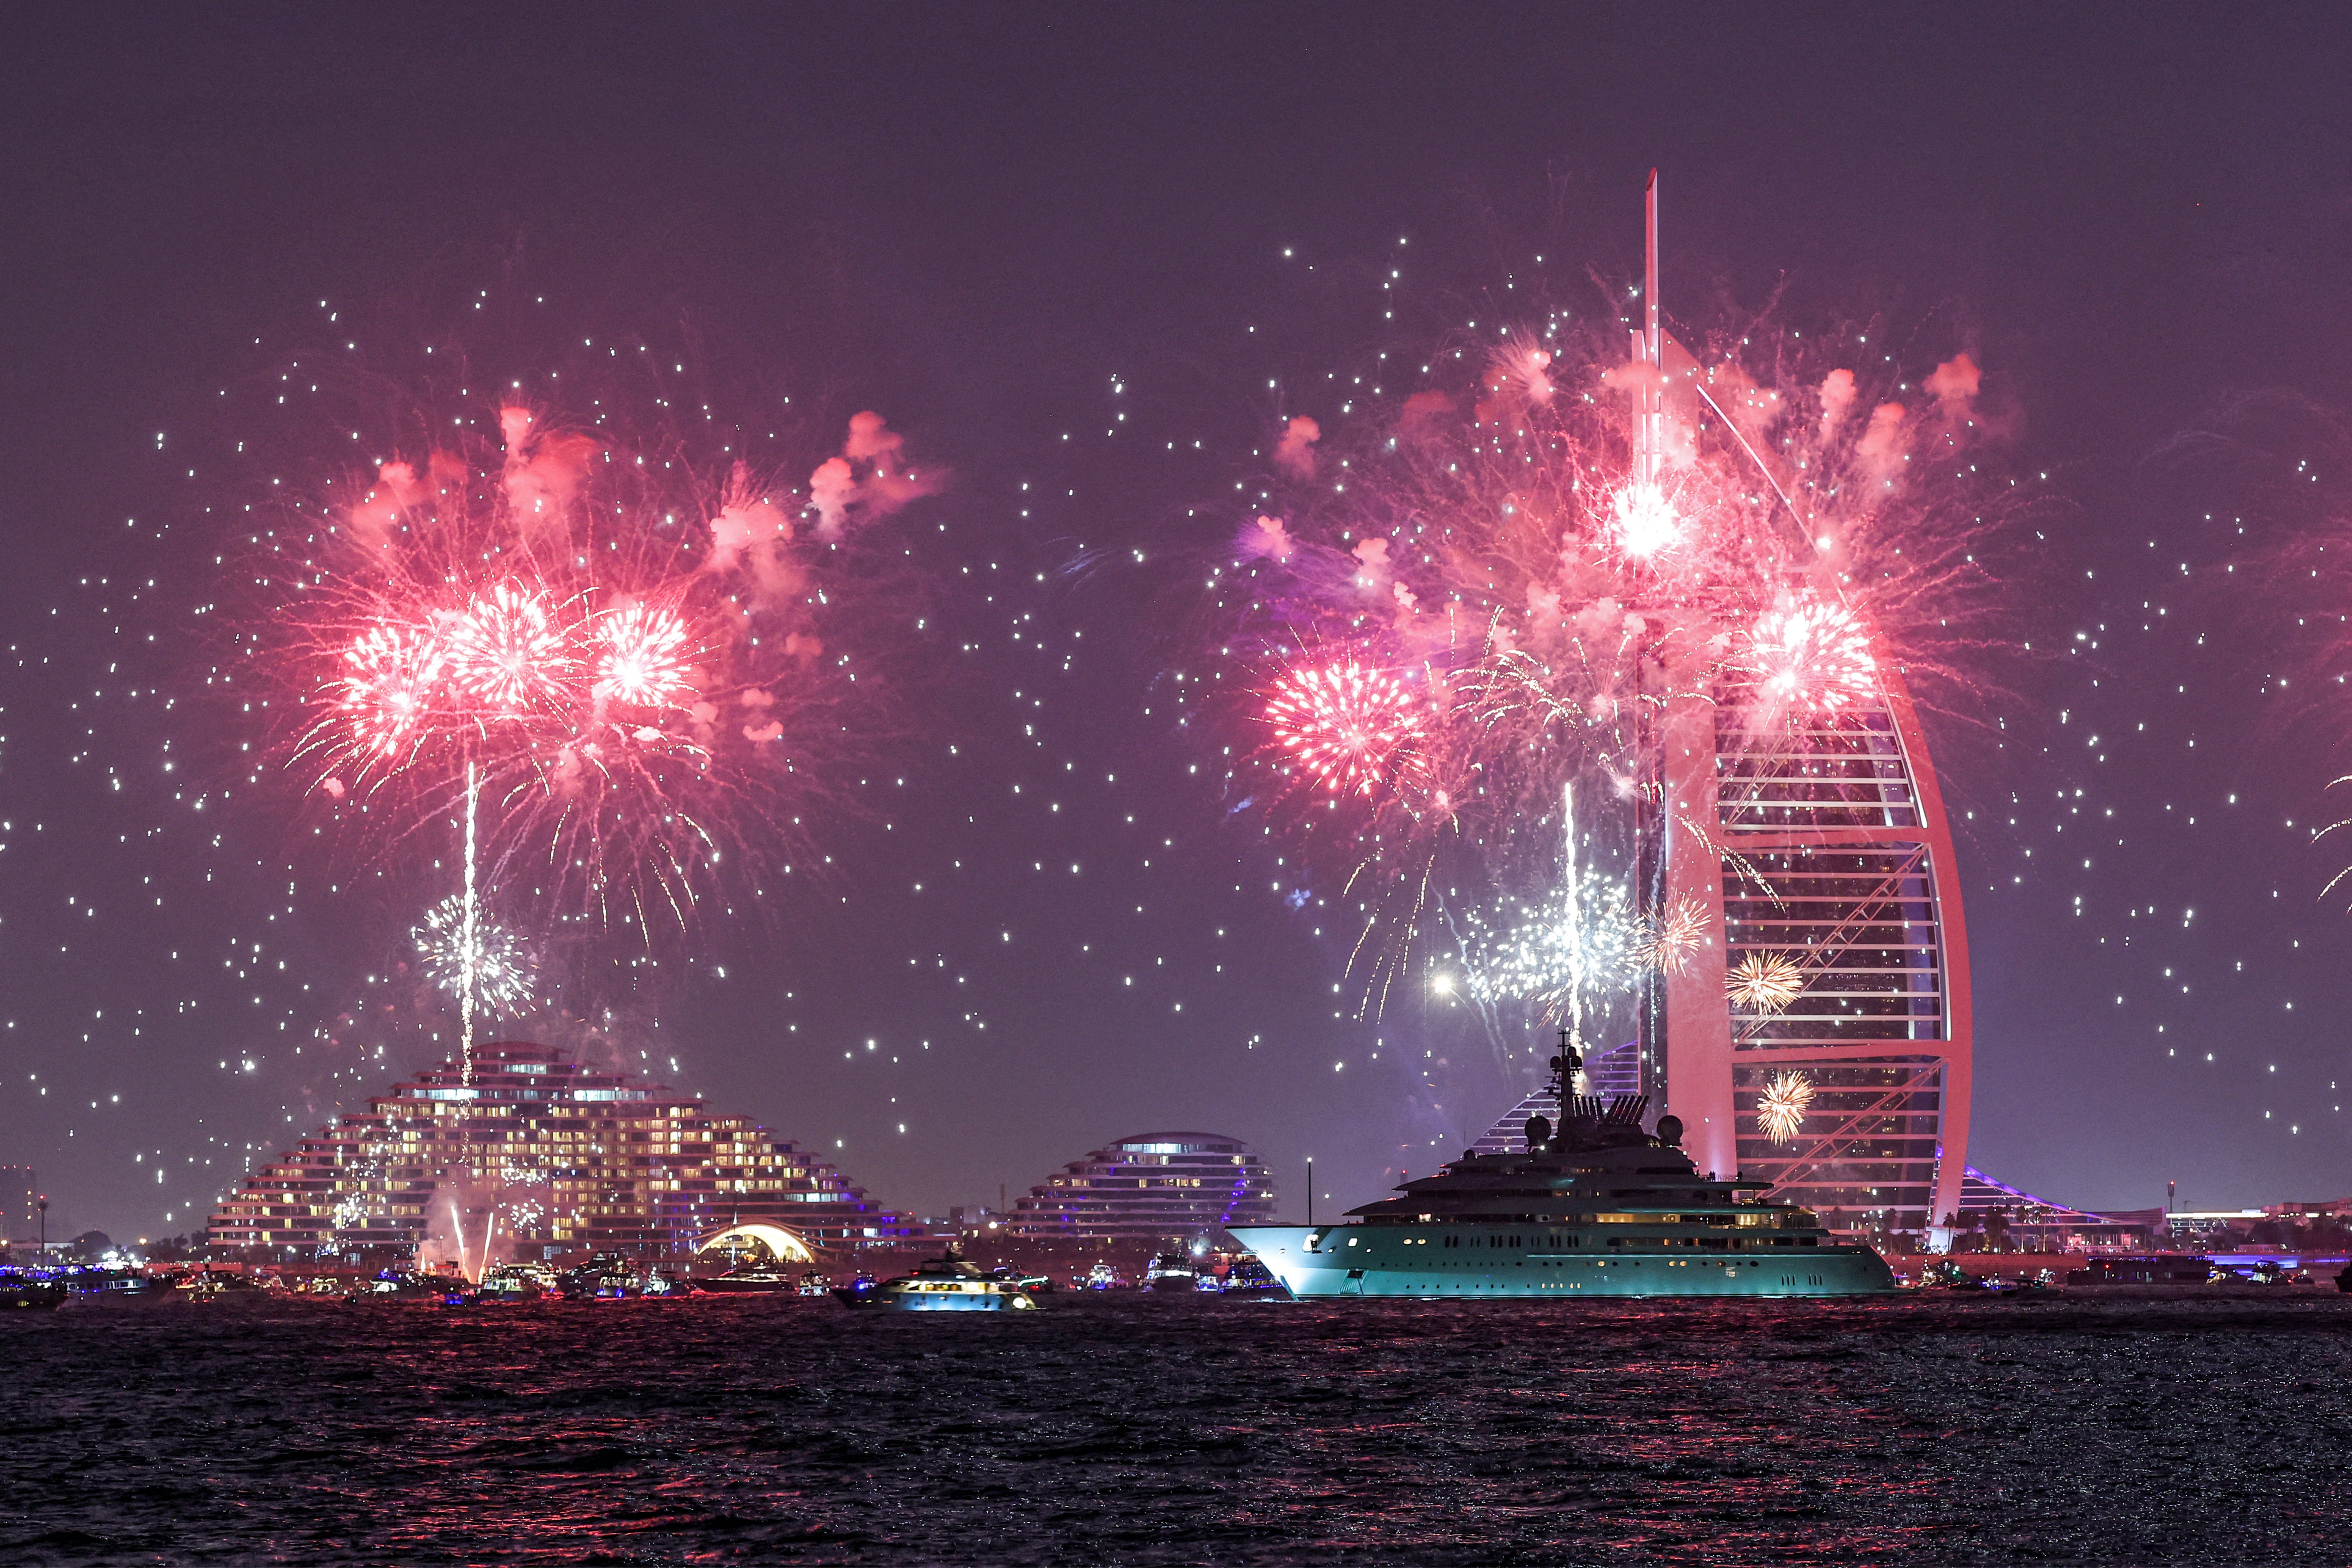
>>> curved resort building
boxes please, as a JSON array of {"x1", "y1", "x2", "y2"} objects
[
  {"x1": 207, "y1": 1042, "x2": 910, "y2": 1259},
  {"x1": 1006, "y1": 1132, "x2": 1277, "y2": 1245}
]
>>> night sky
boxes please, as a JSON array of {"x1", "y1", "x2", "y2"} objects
[{"x1": 8, "y1": 7, "x2": 2352, "y2": 1241}]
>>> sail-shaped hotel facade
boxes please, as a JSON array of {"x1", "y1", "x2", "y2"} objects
[
  {"x1": 1655, "y1": 668, "x2": 1971, "y2": 1235},
  {"x1": 1635, "y1": 173, "x2": 1972, "y2": 1236}
]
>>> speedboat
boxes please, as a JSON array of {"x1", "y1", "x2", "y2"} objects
[
  {"x1": 345, "y1": 1269, "x2": 461, "y2": 1304},
  {"x1": 833, "y1": 1247, "x2": 1040, "y2": 1311},
  {"x1": 640, "y1": 1266, "x2": 693, "y2": 1298},
  {"x1": 700, "y1": 1259, "x2": 802, "y2": 1295},
  {"x1": 1078, "y1": 1262, "x2": 1129, "y2": 1291},
  {"x1": 557, "y1": 1253, "x2": 644, "y2": 1301},
  {"x1": 174, "y1": 1268, "x2": 280, "y2": 1303},
  {"x1": 473, "y1": 1263, "x2": 552, "y2": 1303},
  {"x1": 989, "y1": 1267, "x2": 1054, "y2": 1294},
  {"x1": 2212, "y1": 1260, "x2": 2305, "y2": 1287}
]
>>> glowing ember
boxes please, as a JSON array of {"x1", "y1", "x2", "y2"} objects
[
  {"x1": 1745, "y1": 597, "x2": 1877, "y2": 716},
  {"x1": 1264, "y1": 661, "x2": 1427, "y2": 797},
  {"x1": 1757, "y1": 1069, "x2": 1815, "y2": 1144},
  {"x1": 1726, "y1": 951, "x2": 1806, "y2": 1013}
]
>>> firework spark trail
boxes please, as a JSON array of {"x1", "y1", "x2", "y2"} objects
[
  {"x1": 1456, "y1": 783, "x2": 1635, "y2": 1035},
  {"x1": 2204, "y1": 396, "x2": 2352, "y2": 909},
  {"x1": 1449, "y1": 789, "x2": 1734, "y2": 1091},
  {"x1": 1562, "y1": 782, "x2": 1587, "y2": 1074},
  {"x1": 462, "y1": 761, "x2": 478, "y2": 1083},
  {"x1": 448, "y1": 1197, "x2": 472, "y2": 1284}
]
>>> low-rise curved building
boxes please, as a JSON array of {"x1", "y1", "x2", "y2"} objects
[
  {"x1": 1006, "y1": 1131, "x2": 1276, "y2": 1244},
  {"x1": 207, "y1": 1041, "x2": 909, "y2": 1259}
]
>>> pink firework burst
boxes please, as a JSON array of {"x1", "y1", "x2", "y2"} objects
[
  {"x1": 1185, "y1": 280, "x2": 2035, "y2": 1011},
  {"x1": 447, "y1": 582, "x2": 575, "y2": 716},
  {"x1": 593, "y1": 601, "x2": 700, "y2": 710},
  {"x1": 249, "y1": 387, "x2": 942, "y2": 941},
  {"x1": 336, "y1": 623, "x2": 448, "y2": 761},
  {"x1": 1744, "y1": 597, "x2": 1877, "y2": 717},
  {"x1": 1264, "y1": 661, "x2": 1428, "y2": 797}
]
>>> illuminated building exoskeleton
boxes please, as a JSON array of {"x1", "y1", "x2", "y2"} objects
[{"x1": 1696, "y1": 669, "x2": 1973, "y2": 1233}]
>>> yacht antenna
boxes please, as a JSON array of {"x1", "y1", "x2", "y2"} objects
[{"x1": 1550, "y1": 1025, "x2": 1582, "y2": 1102}]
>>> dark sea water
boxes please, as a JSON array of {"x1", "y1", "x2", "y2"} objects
[{"x1": 5, "y1": 1292, "x2": 2350, "y2": 1565}]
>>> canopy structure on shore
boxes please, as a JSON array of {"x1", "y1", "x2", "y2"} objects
[{"x1": 696, "y1": 1223, "x2": 815, "y2": 1263}]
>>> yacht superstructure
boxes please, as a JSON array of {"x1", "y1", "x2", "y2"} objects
[{"x1": 1230, "y1": 1039, "x2": 1893, "y2": 1298}]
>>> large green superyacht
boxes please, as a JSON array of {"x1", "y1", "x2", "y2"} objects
[{"x1": 1229, "y1": 1045, "x2": 1895, "y2": 1299}]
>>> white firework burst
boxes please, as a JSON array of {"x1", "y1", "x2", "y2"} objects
[
  {"x1": 414, "y1": 894, "x2": 537, "y2": 1018},
  {"x1": 1462, "y1": 876, "x2": 1637, "y2": 1018}
]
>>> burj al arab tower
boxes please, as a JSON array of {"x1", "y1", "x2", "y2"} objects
[{"x1": 1636, "y1": 172, "x2": 1972, "y2": 1235}]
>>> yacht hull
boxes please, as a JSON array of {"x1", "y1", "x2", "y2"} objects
[
  {"x1": 831, "y1": 1285, "x2": 1036, "y2": 1311},
  {"x1": 1228, "y1": 1227, "x2": 1895, "y2": 1298}
]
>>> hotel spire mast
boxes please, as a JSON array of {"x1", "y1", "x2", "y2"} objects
[{"x1": 1637, "y1": 167, "x2": 1663, "y2": 483}]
